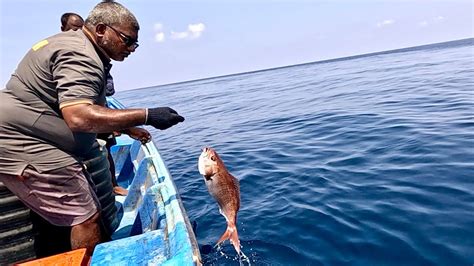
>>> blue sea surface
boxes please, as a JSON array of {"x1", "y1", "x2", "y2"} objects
[{"x1": 116, "y1": 38, "x2": 474, "y2": 265}]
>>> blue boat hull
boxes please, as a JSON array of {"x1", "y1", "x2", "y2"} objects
[{"x1": 90, "y1": 97, "x2": 201, "y2": 265}]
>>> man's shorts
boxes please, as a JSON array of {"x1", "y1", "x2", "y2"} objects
[{"x1": 0, "y1": 163, "x2": 99, "y2": 226}]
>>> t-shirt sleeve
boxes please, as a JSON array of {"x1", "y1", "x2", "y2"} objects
[{"x1": 52, "y1": 48, "x2": 104, "y2": 109}]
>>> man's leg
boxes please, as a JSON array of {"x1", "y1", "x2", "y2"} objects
[
  {"x1": 30, "y1": 211, "x2": 71, "y2": 257},
  {"x1": 71, "y1": 212, "x2": 102, "y2": 257},
  {"x1": 0, "y1": 164, "x2": 102, "y2": 256}
]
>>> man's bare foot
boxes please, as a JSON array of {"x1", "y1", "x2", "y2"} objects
[{"x1": 113, "y1": 186, "x2": 128, "y2": 196}]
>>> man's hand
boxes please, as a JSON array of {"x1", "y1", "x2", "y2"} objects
[
  {"x1": 145, "y1": 107, "x2": 185, "y2": 130},
  {"x1": 124, "y1": 127, "x2": 151, "y2": 144}
]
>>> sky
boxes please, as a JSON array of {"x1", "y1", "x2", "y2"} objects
[{"x1": 0, "y1": 0, "x2": 473, "y2": 91}]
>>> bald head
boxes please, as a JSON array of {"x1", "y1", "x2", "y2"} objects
[{"x1": 61, "y1": 13, "x2": 84, "y2": 32}]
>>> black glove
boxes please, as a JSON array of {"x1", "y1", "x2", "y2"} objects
[{"x1": 145, "y1": 107, "x2": 185, "y2": 130}]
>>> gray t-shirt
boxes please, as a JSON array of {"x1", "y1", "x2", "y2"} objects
[{"x1": 0, "y1": 30, "x2": 109, "y2": 175}]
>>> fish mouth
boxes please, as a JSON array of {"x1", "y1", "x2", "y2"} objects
[
  {"x1": 201, "y1": 147, "x2": 212, "y2": 158},
  {"x1": 199, "y1": 147, "x2": 217, "y2": 177}
]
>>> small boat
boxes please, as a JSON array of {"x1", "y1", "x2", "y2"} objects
[
  {"x1": 89, "y1": 97, "x2": 201, "y2": 265},
  {"x1": 0, "y1": 97, "x2": 201, "y2": 265}
]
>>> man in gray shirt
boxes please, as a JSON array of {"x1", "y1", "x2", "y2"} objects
[
  {"x1": 60, "y1": 12, "x2": 132, "y2": 197},
  {"x1": 0, "y1": 1, "x2": 184, "y2": 258}
]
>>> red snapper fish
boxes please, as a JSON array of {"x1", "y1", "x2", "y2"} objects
[{"x1": 198, "y1": 147, "x2": 241, "y2": 255}]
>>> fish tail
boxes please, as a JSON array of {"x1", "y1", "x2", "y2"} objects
[{"x1": 216, "y1": 223, "x2": 241, "y2": 254}]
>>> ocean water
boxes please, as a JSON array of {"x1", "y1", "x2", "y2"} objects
[{"x1": 116, "y1": 38, "x2": 474, "y2": 265}]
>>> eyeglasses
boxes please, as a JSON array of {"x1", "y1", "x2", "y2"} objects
[{"x1": 105, "y1": 24, "x2": 139, "y2": 49}]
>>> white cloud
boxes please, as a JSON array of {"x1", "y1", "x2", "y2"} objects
[
  {"x1": 170, "y1": 31, "x2": 190, "y2": 40},
  {"x1": 417, "y1": 16, "x2": 446, "y2": 28},
  {"x1": 155, "y1": 32, "x2": 165, "y2": 43},
  {"x1": 377, "y1": 19, "x2": 395, "y2": 28},
  {"x1": 171, "y1": 23, "x2": 206, "y2": 40},
  {"x1": 153, "y1": 22, "x2": 165, "y2": 43},
  {"x1": 418, "y1": 21, "x2": 429, "y2": 27},
  {"x1": 153, "y1": 22, "x2": 206, "y2": 42},
  {"x1": 188, "y1": 23, "x2": 206, "y2": 39}
]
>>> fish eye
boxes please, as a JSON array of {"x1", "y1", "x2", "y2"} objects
[{"x1": 210, "y1": 156, "x2": 216, "y2": 161}]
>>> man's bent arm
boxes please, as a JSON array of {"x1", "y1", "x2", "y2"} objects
[{"x1": 62, "y1": 103, "x2": 146, "y2": 133}]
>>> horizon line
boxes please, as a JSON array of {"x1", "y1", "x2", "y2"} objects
[{"x1": 126, "y1": 37, "x2": 474, "y2": 92}]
